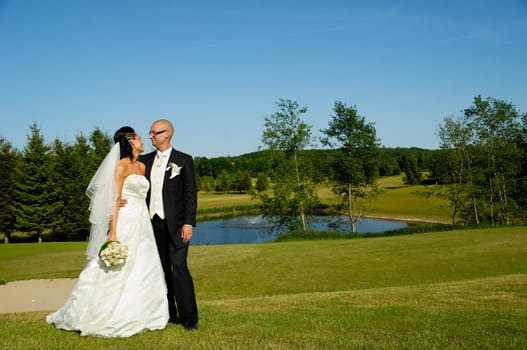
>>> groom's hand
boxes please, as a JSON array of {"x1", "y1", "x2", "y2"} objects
[
  {"x1": 181, "y1": 224, "x2": 193, "y2": 244},
  {"x1": 119, "y1": 198, "x2": 128, "y2": 208}
]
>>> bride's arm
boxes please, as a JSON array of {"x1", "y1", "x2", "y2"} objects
[{"x1": 108, "y1": 162, "x2": 126, "y2": 241}]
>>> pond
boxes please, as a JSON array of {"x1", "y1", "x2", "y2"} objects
[{"x1": 191, "y1": 215, "x2": 409, "y2": 245}]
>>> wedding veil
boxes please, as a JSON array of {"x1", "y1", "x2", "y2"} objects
[{"x1": 85, "y1": 143, "x2": 120, "y2": 259}]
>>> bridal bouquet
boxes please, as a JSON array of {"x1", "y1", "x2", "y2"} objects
[{"x1": 98, "y1": 240, "x2": 128, "y2": 267}]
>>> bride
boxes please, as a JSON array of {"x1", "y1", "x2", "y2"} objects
[{"x1": 46, "y1": 126, "x2": 169, "y2": 337}]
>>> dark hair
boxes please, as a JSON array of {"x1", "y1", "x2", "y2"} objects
[{"x1": 113, "y1": 126, "x2": 136, "y2": 161}]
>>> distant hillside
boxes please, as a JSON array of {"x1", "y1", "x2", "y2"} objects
[{"x1": 195, "y1": 147, "x2": 437, "y2": 179}]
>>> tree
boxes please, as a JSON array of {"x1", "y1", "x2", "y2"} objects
[
  {"x1": 233, "y1": 170, "x2": 252, "y2": 193},
  {"x1": 195, "y1": 157, "x2": 234, "y2": 179},
  {"x1": 515, "y1": 112, "x2": 527, "y2": 218},
  {"x1": 0, "y1": 137, "x2": 18, "y2": 243},
  {"x1": 89, "y1": 127, "x2": 112, "y2": 171},
  {"x1": 258, "y1": 99, "x2": 319, "y2": 232},
  {"x1": 71, "y1": 134, "x2": 96, "y2": 238},
  {"x1": 400, "y1": 154, "x2": 422, "y2": 185},
  {"x1": 377, "y1": 149, "x2": 401, "y2": 176},
  {"x1": 255, "y1": 172, "x2": 268, "y2": 192},
  {"x1": 49, "y1": 135, "x2": 92, "y2": 240},
  {"x1": 432, "y1": 96, "x2": 525, "y2": 225},
  {"x1": 464, "y1": 96, "x2": 522, "y2": 224},
  {"x1": 12, "y1": 122, "x2": 59, "y2": 242},
  {"x1": 320, "y1": 101, "x2": 380, "y2": 232},
  {"x1": 435, "y1": 115, "x2": 477, "y2": 224},
  {"x1": 215, "y1": 170, "x2": 232, "y2": 193},
  {"x1": 197, "y1": 175, "x2": 216, "y2": 192}
]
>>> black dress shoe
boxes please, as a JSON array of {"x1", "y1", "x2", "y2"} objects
[
  {"x1": 169, "y1": 317, "x2": 182, "y2": 324},
  {"x1": 183, "y1": 322, "x2": 198, "y2": 331}
]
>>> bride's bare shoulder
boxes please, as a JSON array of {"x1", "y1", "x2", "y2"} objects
[
  {"x1": 117, "y1": 158, "x2": 134, "y2": 175},
  {"x1": 137, "y1": 161, "x2": 146, "y2": 176}
]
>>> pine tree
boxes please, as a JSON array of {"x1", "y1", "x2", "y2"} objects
[
  {"x1": 89, "y1": 127, "x2": 112, "y2": 167},
  {"x1": 0, "y1": 137, "x2": 18, "y2": 243},
  {"x1": 71, "y1": 135, "x2": 94, "y2": 238},
  {"x1": 12, "y1": 122, "x2": 60, "y2": 242},
  {"x1": 49, "y1": 136, "x2": 92, "y2": 240}
]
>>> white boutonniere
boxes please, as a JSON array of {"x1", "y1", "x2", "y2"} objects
[{"x1": 167, "y1": 162, "x2": 183, "y2": 179}]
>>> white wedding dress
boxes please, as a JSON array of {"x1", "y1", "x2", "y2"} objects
[{"x1": 46, "y1": 174, "x2": 169, "y2": 337}]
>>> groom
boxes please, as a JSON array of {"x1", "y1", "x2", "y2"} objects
[{"x1": 142, "y1": 119, "x2": 199, "y2": 331}]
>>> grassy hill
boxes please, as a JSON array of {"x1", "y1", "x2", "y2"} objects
[{"x1": 0, "y1": 226, "x2": 525, "y2": 348}]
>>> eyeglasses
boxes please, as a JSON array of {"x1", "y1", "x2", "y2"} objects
[{"x1": 149, "y1": 129, "x2": 167, "y2": 136}]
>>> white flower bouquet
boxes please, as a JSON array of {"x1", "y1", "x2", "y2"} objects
[{"x1": 98, "y1": 240, "x2": 128, "y2": 267}]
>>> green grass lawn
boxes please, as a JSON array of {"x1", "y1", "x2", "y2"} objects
[
  {"x1": 371, "y1": 184, "x2": 451, "y2": 223},
  {"x1": 1, "y1": 226, "x2": 526, "y2": 349},
  {"x1": 198, "y1": 191, "x2": 258, "y2": 210}
]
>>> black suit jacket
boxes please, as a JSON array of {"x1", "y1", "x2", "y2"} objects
[{"x1": 142, "y1": 148, "x2": 197, "y2": 247}]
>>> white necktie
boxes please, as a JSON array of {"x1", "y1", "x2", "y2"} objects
[{"x1": 155, "y1": 152, "x2": 166, "y2": 168}]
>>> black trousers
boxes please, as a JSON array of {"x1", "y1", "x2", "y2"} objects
[{"x1": 151, "y1": 215, "x2": 198, "y2": 324}]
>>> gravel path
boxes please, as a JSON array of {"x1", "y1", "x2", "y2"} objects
[{"x1": 0, "y1": 279, "x2": 76, "y2": 314}]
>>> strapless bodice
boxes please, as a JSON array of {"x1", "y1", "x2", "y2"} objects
[{"x1": 122, "y1": 174, "x2": 150, "y2": 200}]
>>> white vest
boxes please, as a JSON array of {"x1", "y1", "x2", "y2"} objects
[{"x1": 149, "y1": 149, "x2": 171, "y2": 219}]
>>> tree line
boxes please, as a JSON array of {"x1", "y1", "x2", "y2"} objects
[
  {"x1": 430, "y1": 96, "x2": 527, "y2": 225},
  {"x1": 199, "y1": 96, "x2": 526, "y2": 231},
  {"x1": 0, "y1": 95, "x2": 525, "y2": 242}
]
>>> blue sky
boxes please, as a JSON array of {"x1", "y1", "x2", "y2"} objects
[{"x1": 1, "y1": 0, "x2": 526, "y2": 157}]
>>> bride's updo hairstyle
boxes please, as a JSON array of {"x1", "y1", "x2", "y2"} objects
[{"x1": 113, "y1": 126, "x2": 136, "y2": 161}]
